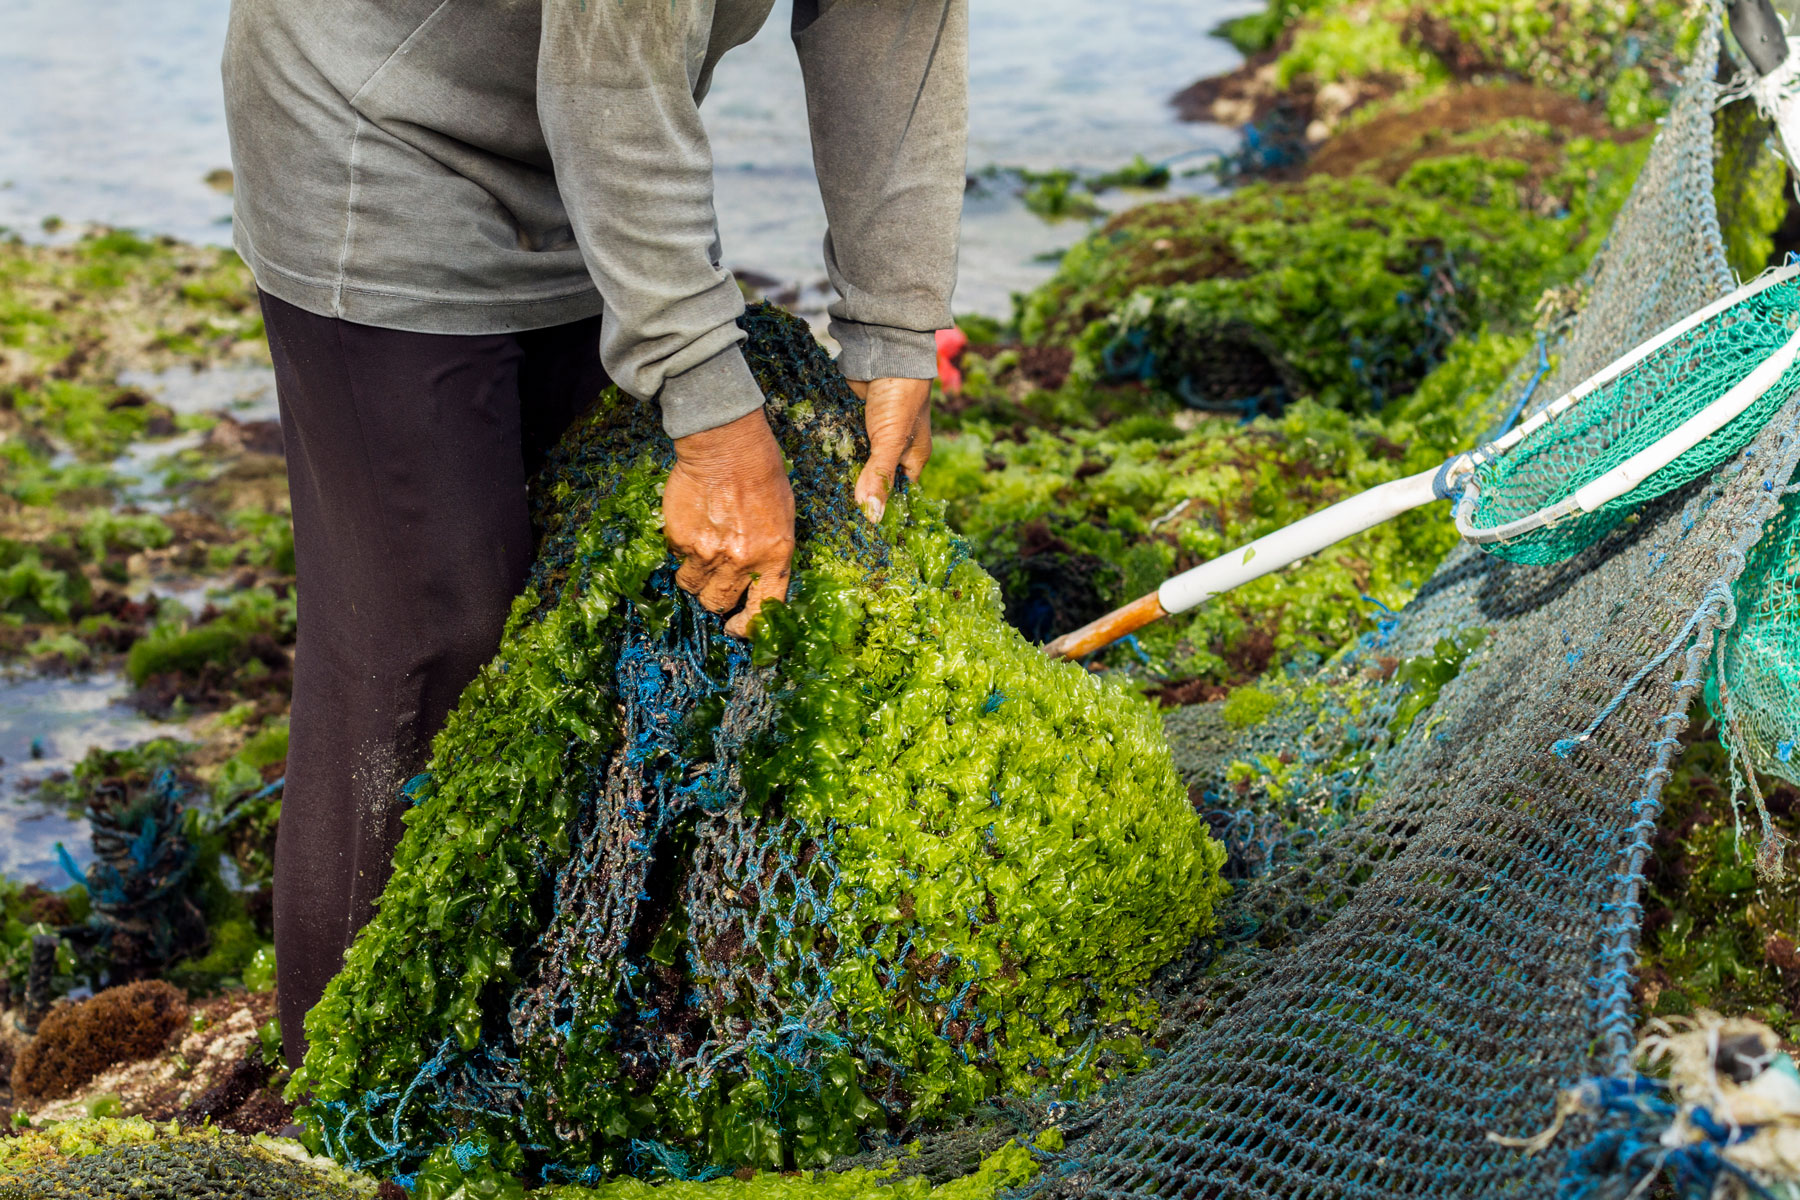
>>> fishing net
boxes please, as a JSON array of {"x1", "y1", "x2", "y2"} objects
[
  {"x1": 53, "y1": 764, "x2": 207, "y2": 975},
  {"x1": 1461, "y1": 272, "x2": 1800, "y2": 566},
  {"x1": 290, "y1": 305, "x2": 1228, "y2": 1188},
  {"x1": 1034, "y1": 10, "x2": 1800, "y2": 1197},
  {"x1": 1705, "y1": 485, "x2": 1800, "y2": 869}
]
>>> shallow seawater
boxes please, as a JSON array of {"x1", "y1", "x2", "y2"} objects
[
  {"x1": 118, "y1": 363, "x2": 279, "y2": 423},
  {"x1": 0, "y1": 673, "x2": 183, "y2": 888},
  {"x1": 111, "y1": 364, "x2": 281, "y2": 509},
  {"x1": 2, "y1": 362, "x2": 262, "y2": 879},
  {"x1": 0, "y1": 0, "x2": 1252, "y2": 315}
]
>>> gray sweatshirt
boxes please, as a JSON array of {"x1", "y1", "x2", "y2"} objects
[{"x1": 222, "y1": 0, "x2": 967, "y2": 438}]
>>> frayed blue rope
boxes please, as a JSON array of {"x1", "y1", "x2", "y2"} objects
[
  {"x1": 1496, "y1": 336, "x2": 1553, "y2": 438},
  {"x1": 1552, "y1": 580, "x2": 1736, "y2": 757}
]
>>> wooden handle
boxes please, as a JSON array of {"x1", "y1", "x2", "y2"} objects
[{"x1": 1042, "y1": 591, "x2": 1168, "y2": 660}]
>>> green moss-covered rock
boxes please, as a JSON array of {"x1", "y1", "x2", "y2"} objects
[
  {"x1": 291, "y1": 307, "x2": 1225, "y2": 1184},
  {"x1": 1016, "y1": 142, "x2": 1644, "y2": 413},
  {"x1": 0, "y1": 1119, "x2": 373, "y2": 1200}
]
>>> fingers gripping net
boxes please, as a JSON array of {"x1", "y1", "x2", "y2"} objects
[
  {"x1": 1464, "y1": 273, "x2": 1800, "y2": 565},
  {"x1": 1041, "y1": 13, "x2": 1800, "y2": 1198}
]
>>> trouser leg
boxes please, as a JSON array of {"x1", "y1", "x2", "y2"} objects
[{"x1": 261, "y1": 291, "x2": 606, "y2": 1069}]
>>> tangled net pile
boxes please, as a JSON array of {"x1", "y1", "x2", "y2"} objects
[
  {"x1": 290, "y1": 306, "x2": 1227, "y2": 1188},
  {"x1": 1037, "y1": 11, "x2": 1800, "y2": 1198}
]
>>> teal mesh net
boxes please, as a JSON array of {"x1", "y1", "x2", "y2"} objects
[
  {"x1": 1706, "y1": 485, "x2": 1800, "y2": 872},
  {"x1": 1463, "y1": 274, "x2": 1800, "y2": 566}
]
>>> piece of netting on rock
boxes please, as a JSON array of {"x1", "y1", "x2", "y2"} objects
[
  {"x1": 1033, "y1": 12, "x2": 1800, "y2": 1197},
  {"x1": 291, "y1": 305, "x2": 1228, "y2": 1188}
]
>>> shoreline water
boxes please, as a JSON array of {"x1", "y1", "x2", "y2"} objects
[{"x1": 0, "y1": 0, "x2": 1248, "y2": 318}]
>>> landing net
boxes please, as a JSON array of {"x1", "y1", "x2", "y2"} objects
[{"x1": 1462, "y1": 269, "x2": 1800, "y2": 566}]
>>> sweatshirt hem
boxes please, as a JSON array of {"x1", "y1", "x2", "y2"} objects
[{"x1": 240, "y1": 239, "x2": 607, "y2": 336}]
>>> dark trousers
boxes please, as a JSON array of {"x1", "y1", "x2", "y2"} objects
[{"x1": 261, "y1": 291, "x2": 610, "y2": 1069}]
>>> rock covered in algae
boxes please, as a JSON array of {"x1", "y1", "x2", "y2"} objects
[
  {"x1": 0, "y1": 1119, "x2": 369, "y2": 1200},
  {"x1": 290, "y1": 305, "x2": 1226, "y2": 1184}
]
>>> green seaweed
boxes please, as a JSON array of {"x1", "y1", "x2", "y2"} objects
[
  {"x1": 0, "y1": 538, "x2": 92, "y2": 623},
  {"x1": 925, "y1": 390, "x2": 1483, "y2": 688},
  {"x1": 1016, "y1": 144, "x2": 1645, "y2": 412},
  {"x1": 290, "y1": 309, "x2": 1225, "y2": 1182},
  {"x1": 1233, "y1": 0, "x2": 1690, "y2": 110},
  {"x1": 1409, "y1": 0, "x2": 1690, "y2": 99},
  {"x1": 1275, "y1": 13, "x2": 1443, "y2": 90},
  {"x1": 1385, "y1": 629, "x2": 1487, "y2": 741},
  {"x1": 1221, "y1": 685, "x2": 1284, "y2": 728},
  {"x1": 123, "y1": 586, "x2": 295, "y2": 687},
  {"x1": 124, "y1": 624, "x2": 245, "y2": 687},
  {"x1": 28, "y1": 737, "x2": 194, "y2": 816},
  {"x1": 0, "y1": 1118, "x2": 376, "y2": 1200},
  {"x1": 73, "y1": 511, "x2": 172, "y2": 562},
  {"x1": 1638, "y1": 729, "x2": 1800, "y2": 1039},
  {"x1": 1712, "y1": 100, "x2": 1792, "y2": 281},
  {"x1": 403, "y1": 1128, "x2": 1063, "y2": 1200}
]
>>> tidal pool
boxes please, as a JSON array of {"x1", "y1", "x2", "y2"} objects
[{"x1": 0, "y1": 672, "x2": 190, "y2": 888}]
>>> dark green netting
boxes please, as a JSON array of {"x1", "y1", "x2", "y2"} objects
[{"x1": 289, "y1": 305, "x2": 1227, "y2": 1189}]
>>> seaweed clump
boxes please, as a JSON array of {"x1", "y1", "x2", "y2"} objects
[
  {"x1": 11, "y1": 981, "x2": 187, "y2": 1102},
  {"x1": 1014, "y1": 143, "x2": 1645, "y2": 414},
  {"x1": 0, "y1": 1119, "x2": 370, "y2": 1200},
  {"x1": 1637, "y1": 729, "x2": 1800, "y2": 1039},
  {"x1": 290, "y1": 306, "x2": 1226, "y2": 1188}
]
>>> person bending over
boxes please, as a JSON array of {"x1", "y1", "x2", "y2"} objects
[{"x1": 221, "y1": 0, "x2": 965, "y2": 1069}]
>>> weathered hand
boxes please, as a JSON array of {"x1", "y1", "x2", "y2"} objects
[
  {"x1": 847, "y1": 376, "x2": 932, "y2": 523},
  {"x1": 666, "y1": 408, "x2": 796, "y2": 637}
]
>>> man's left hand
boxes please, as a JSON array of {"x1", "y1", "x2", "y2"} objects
[{"x1": 847, "y1": 376, "x2": 932, "y2": 523}]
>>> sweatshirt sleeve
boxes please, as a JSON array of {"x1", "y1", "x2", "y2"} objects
[
  {"x1": 537, "y1": 2, "x2": 765, "y2": 441},
  {"x1": 792, "y1": 0, "x2": 968, "y2": 381}
]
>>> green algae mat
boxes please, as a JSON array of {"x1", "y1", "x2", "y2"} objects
[
  {"x1": 0, "y1": 1117, "x2": 1066, "y2": 1200},
  {"x1": 287, "y1": 306, "x2": 1226, "y2": 1191}
]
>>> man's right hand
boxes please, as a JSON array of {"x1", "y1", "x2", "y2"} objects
[{"x1": 666, "y1": 409, "x2": 796, "y2": 638}]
